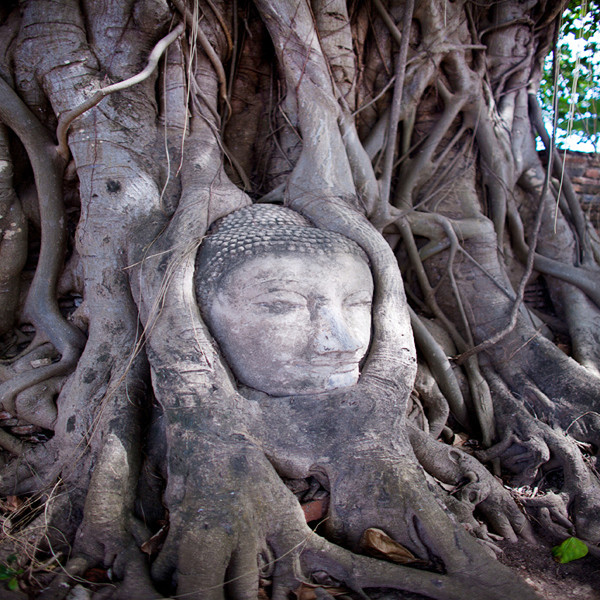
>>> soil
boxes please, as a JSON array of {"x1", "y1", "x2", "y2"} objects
[
  {"x1": 498, "y1": 537, "x2": 600, "y2": 600},
  {"x1": 363, "y1": 538, "x2": 600, "y2": 600}
]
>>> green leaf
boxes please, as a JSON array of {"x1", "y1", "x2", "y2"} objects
[
  {"x1": 539, "y1": 0, "x2": 600, "y2": 148},
  {"x1": 7, "y1": 577, "x2": 18, "y2": 591},
  {"x1": 551, "y1": 537, "x2": 589, "y2": 563},
  {"x1": 0, "y1": 565, "x2": 14, "y2": 579}
]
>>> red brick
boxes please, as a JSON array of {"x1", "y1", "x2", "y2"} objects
[{"x1": 301, "y1": 497, "x2": 328, "y2": 522}]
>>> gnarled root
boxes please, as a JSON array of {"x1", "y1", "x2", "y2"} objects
[
  {"x1": 0, "y1": 342, "x2": 64, "y2": 430},
  {"x1": 141, "y1": 430, "x2": 541, "y2": 600},
  {"x1": 408, "y1": 425, "x2": 535, "y2": 544},
  {"x1": 478, "y1": 367, "x2": 600, "y2": 544},
  {"x1": 0, "y1": 343, "x2": 80, "y2": 426},
  {"x1": 0, "y1": 78, "x2": 86, "y2": 427}
]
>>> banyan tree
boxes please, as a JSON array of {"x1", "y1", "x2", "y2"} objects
[{"x1": 0, "y1": 1, "x2": 598, "y2": 598}]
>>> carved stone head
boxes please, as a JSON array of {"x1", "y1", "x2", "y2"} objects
[{"x1": 195, "y1": 204, "x2": 373, "y2": 396}]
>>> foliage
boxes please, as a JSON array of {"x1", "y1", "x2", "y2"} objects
[
  {"x1": 539, "y1": 0, "x2": 600, "y2": 151},
  {"x1": 0, "y1": 555, "x2": 22, "y2": 591},
  {"x1": 551, "y1": 537, "x2": 589, "y2": 563}
]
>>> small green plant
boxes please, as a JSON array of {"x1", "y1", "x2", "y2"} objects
[
  {"x1": 0, "y1": 554, "x2": 23, "y2": 591},
  {"x1": 551, "y1": 536, "x2": 589, "y2": 563}
]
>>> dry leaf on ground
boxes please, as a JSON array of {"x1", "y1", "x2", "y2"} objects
[{"x1": 360, "y1": 527, "x2": 428, "y2": 565}]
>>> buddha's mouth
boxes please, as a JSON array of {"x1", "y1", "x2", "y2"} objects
[
  {"x1": 268, "y1": 364, "x2": 360, "y2": 396},
  {"x1": 307, "y1": 362, "x2": 358, "y2": 374}
]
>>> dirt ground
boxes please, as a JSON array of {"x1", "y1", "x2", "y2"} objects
[
  {"x1": 498, "y1": 537, "x2": 600, "y2": 600},
  {"x1": 364, "y1": 538, "x2": 600, "y2": 600}
]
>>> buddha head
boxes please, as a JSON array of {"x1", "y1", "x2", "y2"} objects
[{"x1": 194, "y1": 204, "x2": 373, "y2": 397}]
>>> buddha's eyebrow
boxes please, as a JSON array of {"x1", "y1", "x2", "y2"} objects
[
  {"x1": 246, "y1": 287, "x2": 307, "y2": 302},
  {"x1": 246, "y1": 277, "x2": 300, "y2": 287},
  {"x1": 240, "y1": 279, "x2": 303, "y2": 296}
]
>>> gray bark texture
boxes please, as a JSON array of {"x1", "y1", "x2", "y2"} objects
[{"x1": 0, "y1": 0, "x2": 598, "y2": 598}]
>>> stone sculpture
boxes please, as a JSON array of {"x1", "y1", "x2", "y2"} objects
[{"x1": 195, "y1": 204, "x2": 374, "y2": 396}]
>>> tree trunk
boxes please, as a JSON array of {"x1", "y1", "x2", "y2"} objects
[{"x1": 0, "y1": 1, "x2": 598, "y2": 598}]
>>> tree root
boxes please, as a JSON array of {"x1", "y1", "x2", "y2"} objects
[
  {"x1": 0, "y1": 442, "x2": 55, "y2": 495},
  {"x1": 408, "y1": 425, "x2": 535, "y2": 544},
  {"x1": 132, "y1": 429, "x2": 542, "y2": 600},
  {"x1": 506, "y1": 199, "x2": 600, "y2": 309},
  {"x1": 410, "y1": 309, "x2": 469, "y2": 430},
  {"x1": 0, "y1": 124, "x2": 27, "y2": 338},
  {"x1": 37, "y1": 556, "x2": 91, "y2": 600},
  {"x1": 398, "y1": 217, "x2": 496, "y2": 447},
  {"x1": 411, "y1": 362, "x2": 450, "y2": 438},
  {"x1": 0, "y1": 359, "x2": 74, "y2": 421},
  {"x1": 55, "y1": 23, "x2": 185, "y2": 159},
  {"x1": 0, "y1": 3, "x2": 593, "y2": 600},
  {"x1": 479, "y1": 368, "x2": 600, "y2": 543},
  {"x1": 378, "y1": 0, "x2": 413, "y2": 206},
  {"x1": 0, "y1": 428, "x2": 26, "y2": 456},
  {"x1": 297, "y1": 533, "x2": 542, "y2": 600},
  {"x1": 528, "y1": 93, "x2": 590, "y2": 261},
  {"x1": 13, "y1": 377, "x2": 63, "y2": 430},
  {"x1": 0, "y1": 77, "x2": 86, "y2": 420}
]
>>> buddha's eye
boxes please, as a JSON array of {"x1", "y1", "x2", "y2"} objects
[
  {"x1": 257, "y1": 300, "x2": 304, "y2": 314},
  {"x1": 251, "y1": 291, "x2": 308, "y2": 315},
  {"x1": 344, "y1": 292, "x2": 372, "y2": 310}
]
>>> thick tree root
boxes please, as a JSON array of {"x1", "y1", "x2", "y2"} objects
[
  {"x1": 0, "y1": 442, "x2": 56, "y2": 495},
  {"x1": 138, "y1": 433, "x2": 542, "y2": 600},
  {"x1": 0, "y1": 124, "x2": 27, "y2": 338},
  {"x1": 0, "y1": 77, "x2": 86, "y2": 422},
  {"x1": 479, "y1": 368, "x2": 600, "y2": 543},
  {"x1": 0, "y1": 359, "x2": 74, "y2": 421},
  {"x1": 297, "y1": 534, "x2": 541, "y2": 600},
  {"x1": 408, "y1": 425, "x2": 535, "y2": 544},
  {"x1": 37, "y1": 557, "x2": 91, "y2": 600}
]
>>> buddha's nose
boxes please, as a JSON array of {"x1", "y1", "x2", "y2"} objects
[{"x1": 313, "y1": 306, "x2": 361, "y2": 355}]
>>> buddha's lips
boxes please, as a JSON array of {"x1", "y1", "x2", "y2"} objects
[{"x1": 306, "y1": 362, "x2": 358, "y2": 373}]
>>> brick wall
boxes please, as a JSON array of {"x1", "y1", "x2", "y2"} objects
[{"x1": 563, "y1": 150, "x2": 600, "y2": 229}]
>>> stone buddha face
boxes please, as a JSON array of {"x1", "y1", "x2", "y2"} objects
[{"x1": 195, "y1": 205, "x2": 373, "y2": 397}]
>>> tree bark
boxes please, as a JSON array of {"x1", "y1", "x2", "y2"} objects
[{"x1": 0, "y1": 1, "x2": 598, "y2": 599}]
